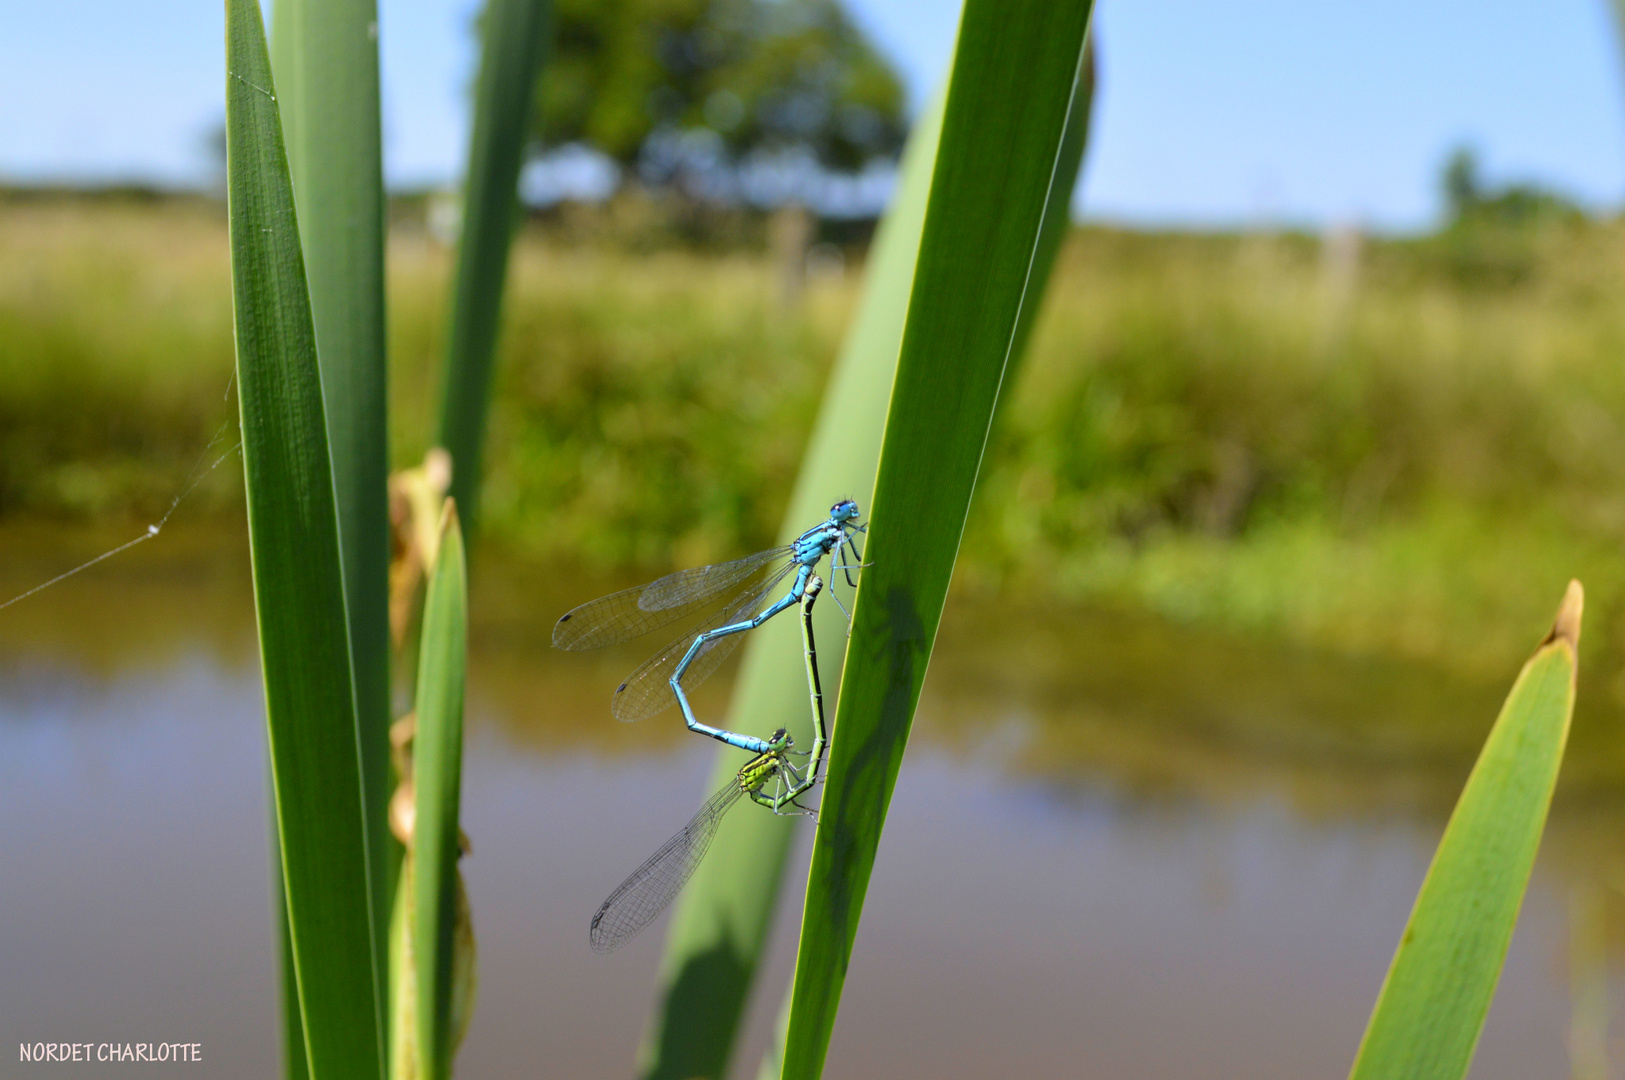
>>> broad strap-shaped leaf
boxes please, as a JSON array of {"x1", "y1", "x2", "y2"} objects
[
  {"x1": 274, "y1": 845, "x2": 310, "y2": 1080},
  {"x1": 635, "y1": 85, "x2": 952, "y2": 1080},
  {"x1": 1348, "y1": 581, "x2": 1582, "y2": 1080},
  {"x1": 269, "y1": 0, "x2": 394, "y2": 1001},
  {"x1": 224, "y1": 0, "x2": 383, "y2": 1074},
  {"x1": 640, "y1": 26, "x2": 1100, "y2": 1080},
  {"x1": 781, "y1": 2, "x2": 1097, "y2": 1077},
  {"x1": 437, "y1": 0, "x2": 551, "y2": 531},
  {"x1": 413, "y1": 504, "x2": 470, "y2": 1080}
]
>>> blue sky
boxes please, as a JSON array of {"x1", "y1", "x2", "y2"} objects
[{"x1": 2, "y1": 0, "x2": 1623, "y2": 229}]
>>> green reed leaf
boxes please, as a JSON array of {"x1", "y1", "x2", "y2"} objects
[
  {"x1": 640, "y1": 27, "x2": 1100, "y2": 1080},
  {"x1": 633, "y1": 82, "x2": 949, "y2": 1080},
  {"x1": 412, "y1": 503, "x2": 470, "y2": 1080},
  {"x1": 637, "y1": 25, "x2": 1105, "y2": 1080},
  {"x1": 1348, "y1": 581, "x2": 1582, "y2": 1080},
  {"x1": 274, "y1": 843, "x2": 310, "y2": 1080},
  {"x1": 269, "y1": 0, "x2": 394, "y2": 1021},
  {"x1": 1008, "y1": 35, "x2": 1096, "y2": 372},
  {"x1": 224, "y1": 1, "x2": 383, "y2": 1075},
  {"x1": 781, "y1": 2, "x2": 1096, "y2": 1076},
  {"x1": 437, "y1": 0, "x2": 551, "y2": 533}
]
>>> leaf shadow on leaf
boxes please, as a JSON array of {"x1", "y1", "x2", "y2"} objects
[{"x1": 643, "y1": 939, "x2": 752, "y2": 1080}]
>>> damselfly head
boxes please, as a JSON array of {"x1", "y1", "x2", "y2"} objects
[
  {"x1": 768, "y1": 727, "x2": 792, "y2": 751},
  {"x1": 830, "y1": 498, "x2": 860, "y2": 522}
]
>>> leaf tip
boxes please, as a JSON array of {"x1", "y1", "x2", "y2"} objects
[{"x1": 1542, "y1": 579, "x2": 1584, "y2": 652}]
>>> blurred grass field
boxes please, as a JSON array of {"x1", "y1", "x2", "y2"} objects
[{"x1": 6, "y1": 192, "x2": 1625, "y2": 695}]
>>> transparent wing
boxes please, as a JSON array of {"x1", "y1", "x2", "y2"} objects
[
  {"x1": 610, "y1": 561, "x2": 796, "y2": 722},
  {"x1": 590, "y1": 779, "x2": 746, "y2": 953},
  {"x1": 552, "y1": 546, "x2": 791, "y2": 651}
]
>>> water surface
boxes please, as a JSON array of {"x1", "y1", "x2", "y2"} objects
[{"x1": 0, "y1": 523, "x2": 1615, "y2": 1078}]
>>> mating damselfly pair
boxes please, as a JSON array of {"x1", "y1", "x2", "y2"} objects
[{"x1": 553, "y1": 499, "x2": 866, "y2": 952}]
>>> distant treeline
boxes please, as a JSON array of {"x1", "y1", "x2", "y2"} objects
[{"x1": 5, "y1": 197, "x2": 1625, "y2": 688}]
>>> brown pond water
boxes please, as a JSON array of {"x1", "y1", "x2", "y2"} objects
[{"x1": 2, "y1": 522, "x2": 1623, "y2": 1079}]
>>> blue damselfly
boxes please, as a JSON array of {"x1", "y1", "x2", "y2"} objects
[{"x1": 553, "y1": 499, "x2": 864, "y2": 754}]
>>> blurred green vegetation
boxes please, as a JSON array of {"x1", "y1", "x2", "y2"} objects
[
  {"x1": 0, "y1": 197, "x2": 241, "y2": 519},
  {"x1": 6, "y1": 194, "x2": 1625, "y2": 694}
]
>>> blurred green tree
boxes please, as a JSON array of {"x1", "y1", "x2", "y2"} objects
[
  {"x1": 1441, "y1": 145, "x2": 1583, "y2": 230},
  {"x1": 531, "y1": 0, "x2": 907, "y2": 179},
  {"x1": 1431, "y1": 145, "x2": 1586, "y2": 287}
]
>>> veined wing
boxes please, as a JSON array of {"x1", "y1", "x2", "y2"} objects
[
  {"x1": 639, "y1": 545, "x2": 792, "y2": 611},
  {"x1": 590, "y1": 779, "x2": 746, "y2": 953},
  {"x1": 552, "y1": 546, "x2": 790, "y2": 650},
  {"x1": 610, "y1": 561, "x2": 795, "y2": 722}
]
